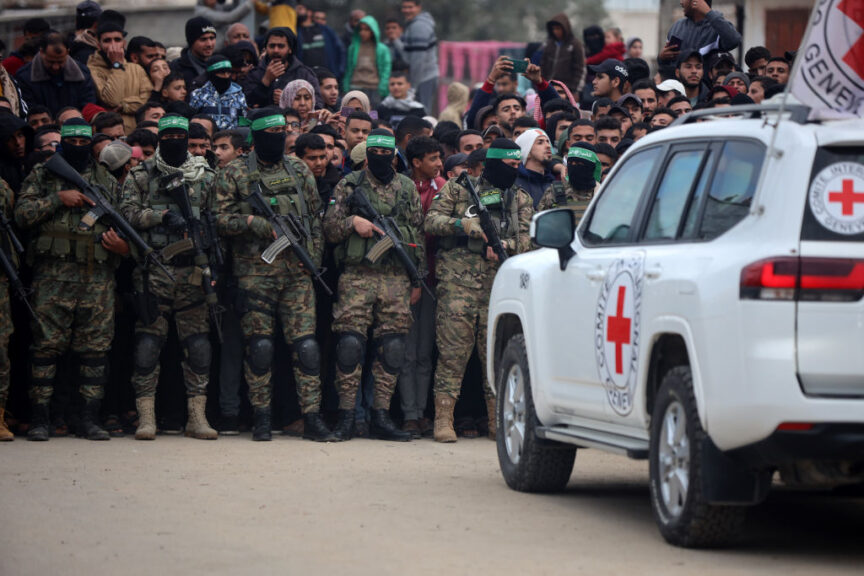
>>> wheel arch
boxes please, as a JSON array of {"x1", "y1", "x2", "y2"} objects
[{"x1": 645, "y1": 324, "x2": 707, "y2": 430}]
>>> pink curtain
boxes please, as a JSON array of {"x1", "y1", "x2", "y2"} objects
[{"x1": 437, "y1": 41, "x2": 525, "y2": 113}]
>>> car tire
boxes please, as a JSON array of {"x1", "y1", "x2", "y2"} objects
[
  {"x1": 649, "y1": 365, "x2": 746, "y2": 548},
  {"x1": 497, "y1": 334, "x2": 576, "y2": 493}
]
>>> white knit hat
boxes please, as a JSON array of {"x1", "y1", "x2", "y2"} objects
[{"x1": 515, "y1": 128, "x2": 547, "y2": 164}]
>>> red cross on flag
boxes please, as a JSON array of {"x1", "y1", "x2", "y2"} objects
[{"x1": 791, "y1": 0, "x2": 864, "y2": 119}]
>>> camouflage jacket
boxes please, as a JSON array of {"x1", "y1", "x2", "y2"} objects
[
  {"x1": 15, "y1": 160, "x2": 120, "y2": 281},
  {"x1": 0, "y1": 178, "x2": 15, "y2": 276},
  {"x1": 323, "y1": 169, "x2": 426, "y2": 277},
  {"x1": 215, "y1": 154, "x2": 323, "y2": 277},
  {"x1": 424, "y1": 176, "x2": 533, "y2": 288},
  {"x1": 537, "y1": 180, "x2": 595, "y2": 224}
]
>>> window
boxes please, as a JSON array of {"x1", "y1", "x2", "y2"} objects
[
  {"x1": 643, "y1": 149, "x2": 706, "y2": 241},
  {"x1": 690, "y1": 141, "x2": 764, "y2": 240},
  {"x1": 582, "y1": 147, "x2": 661, "y2": 245}
]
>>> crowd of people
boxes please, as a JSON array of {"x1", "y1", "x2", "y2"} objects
[{"x1": 0, "y1": 0, "x2": 796, "y2": 444}]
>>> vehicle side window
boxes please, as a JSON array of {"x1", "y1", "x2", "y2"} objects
[
  {"x1": 690, "y1": 141, "x2": 764, "y2": 240},
  {"x1": 643, "y1": 149, "x2": 706, "y2": 241},
  {"x1": 582, "y1": 147, "x2": 661, "y2": 246}
]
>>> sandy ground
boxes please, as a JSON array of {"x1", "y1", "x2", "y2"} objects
[{"x1": 1, "y1": 435, "x2": 862, "y2": 576}]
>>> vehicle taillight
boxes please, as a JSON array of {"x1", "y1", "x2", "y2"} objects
[{"x1": 740, "y1": 257, "x2": 864, "y2": 302}]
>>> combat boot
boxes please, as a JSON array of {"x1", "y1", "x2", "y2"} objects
[
  {"x1": 252, "y1": 407, "x2": 272, "y2": 442},
  {"x1": 27, "y1": 404, "x2": 50, "y2": 441},
  {"x1": 79, "y1": 400, "x2": 109, "y2": 441},
  {"x1": 370, "y1": 409, "x2": 411, "y2": 442},
  {"x1": 434, "y1": 395, "x2": 457, "y2": 443},
  {"x1": 332, "y1": 409, "x2": 354, "y2": 442},
  {"x1": 135, "y1": 397, "x2": 156, "y2": 440},
  {"x1": 185, "y1": 396, "x2": 217, "y2": 439},
  {"x1": 0, "y1": 407, "x2": 14, "y2": 441},
  {"x1": 303, "y1": 412, "x2": 335, "y2": 442},
  {"x1": 486, "y1": 395, "x2": 497, "y2": 440}
]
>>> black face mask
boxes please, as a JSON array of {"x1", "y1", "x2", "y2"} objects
[
  {"x1": 253, "y1": 130, "x2": 286, "y2": 164},
  {"x1": 62, "y1": 142, "x2": 91, "y2": 172},
  {"x1": 159, "y1": 137, "x2": 188, "y2": 167},
  {"x1": 482, "y1": 158, "x2": 519, "y2": 191},
  {"x1": 568, "y1": 160, "x2": 597, "y2": 191},
  {"x1": 367, "y1": 150, "x2": 395, "y2": 184},
  {"x1": 211, "y1": 75, "x2": 231, "y2": 94}
]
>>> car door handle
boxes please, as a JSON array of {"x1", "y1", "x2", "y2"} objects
[{"x1": 645, "y1": 266, "x2": 662, "y2": 279}]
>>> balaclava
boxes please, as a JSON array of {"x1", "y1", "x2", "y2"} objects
[
  {"x1": 60, "y1": 118, "x2": 93, "y2": 172},
  {"x1": 250, "y1": 107, "x2": 287, "y2": 164},
  {"x1": 482, "y1": 138, "x2": 521, "y2": 190},
  {"x1": 567, "y1": 142, "x2": 602, "y2": 191},
  {"x1": 206, "y1": 55, "x2": 232, "y2": 94},
  {"x1": 365, "y1": 129, "x2": 396, "y2": 184},
  {"x1": 158, "y1": 114, "x2": 190, "y2": 167}
]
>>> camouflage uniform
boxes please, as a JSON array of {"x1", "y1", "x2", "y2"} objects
[
  {"x1": 215, "y1": 153, "x2": 324, "y2": 412},
  {"x1": 119, "y1": 156, "x2": 216, "y2": 399},
  {"x1": 14, "y1": 161, "x2": 120, "y2": 406},
  {"x1": 323, "y1": 169, "x2": 426, "y2": 411},
  {"x1": 0, "y1": 179, "x2": 14, "y2": 410},
  {"x1": 537, "y1": 179, "x2": 595, "y2": 223},
  {"x1": 425, "y1": 177, "x2": 533, "y2": 399}
]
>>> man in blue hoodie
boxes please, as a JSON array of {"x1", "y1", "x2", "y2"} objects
[
  {"x1": 400, "y1": 0, "x2": 438, "y2": 112},
  {"x1": 514, "y1": 128, "x2": 559, "y2": 208}
]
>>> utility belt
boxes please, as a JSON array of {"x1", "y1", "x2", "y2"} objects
[{"x1": 32, "y1": 230, "x2": 110, "y2": 274}]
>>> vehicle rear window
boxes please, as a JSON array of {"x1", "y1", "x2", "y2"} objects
[{"x1": 802, "y1": 148, "x2": 864, "y2": 242}]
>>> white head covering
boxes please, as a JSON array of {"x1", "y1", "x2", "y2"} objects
[{"x1": 515, "y1": 128, "x2": 548, "y2": 164}]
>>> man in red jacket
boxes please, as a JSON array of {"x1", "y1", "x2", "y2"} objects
[{"x1": 398, "y1": 135, "x2": 443, "y2": 438}]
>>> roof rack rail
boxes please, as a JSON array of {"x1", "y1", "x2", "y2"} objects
[{"x1": 669, "y1": 103, "x2": 812, "y2": 127}]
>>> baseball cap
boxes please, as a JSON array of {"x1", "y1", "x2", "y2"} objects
[
  {"x1": 76, "y1": 1, "x2": 102, "y2": 19},
  {"x1": 616, "y1": 93, "x2": 642, "y2": 108},
  {"x1": 99, "y1": 140, "x2": 133, "y2": 171},
  {"x1": 349, "y1": 141, "x2": 367, "y2": 168},
  {"x1": 608, "y1": 106, "x2": 632, "y2": 120},
  {"x1": 589, "y1": 58, "x2": 630, "y2": 82},
  {"x1": 444, "y1": 153, "x2": 468, "y2": 174},
  {"x1": 655, "y1": 79, "x2": 687, "y2": 97},
  {"x1": 707, "y1": 51, "x2": 735, "y2": 69}
]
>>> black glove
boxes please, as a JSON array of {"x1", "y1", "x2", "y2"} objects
[{"x1": 162, "y1": 210, "x2": 187, "y2": 233}]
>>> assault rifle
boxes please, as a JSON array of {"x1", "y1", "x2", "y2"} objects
[
  {"x1": 161, "y1": 174, "x2": 224, "y2": 342},
  {"x1": 0, "y1": 211, "x2": 37, "y2": 320},
  {"x1": 245, "y1": 178, "x2": 333, "y2": 296},
  {"x1": 43, "y1": 153, "x2": 175, "y2": 281},
  {"x1": 456, "y1": 172, "x2": 509, "y2": 264},
  {"x1": 346, "y1": 185, "x2": 435, "y2": 301}
]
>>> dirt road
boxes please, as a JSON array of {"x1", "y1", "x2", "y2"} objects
[{"x1": 1, "y1": 436, "x2": 862, "y2": 575}]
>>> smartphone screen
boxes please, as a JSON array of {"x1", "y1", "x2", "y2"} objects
[
  {"x1": 340, "y1": 106, "x2": 354, "y2": 117},
  {"x1": 669, "y1": 35, "x2": 682, "y2": 48},
  {"x1": 506, "y1": 57, "x2": 529, "y2": 74}
]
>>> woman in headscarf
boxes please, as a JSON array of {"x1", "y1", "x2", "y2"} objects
[
  {"x1": 340, "y1": 90, "x2": 371, "y2": 113},
  {"x1": 279, "y1": 78, "x2": 316, "y2": 123}
]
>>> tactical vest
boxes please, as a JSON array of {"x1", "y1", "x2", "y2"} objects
[
  {"x1": 138, "y1": 160, "x2": 205, "y2": 249},
  {"x1": 439, "y1": 179, "x2": 521, "y2": 255},
  {"x1": 551, "y1": 181, "x2": 593, "y2": 224},
  {"x1": 236, "y1": 153, "x2": 314, "y2": 257},
  {"x1": 30, "y1": 163, "x2": 115, "y2": 270},
  {"x1": 335, "y1": 171, "x2": 421, "y2": 269}
]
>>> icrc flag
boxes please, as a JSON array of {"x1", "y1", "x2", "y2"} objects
[{"x1": 792, "y1": 0, "x2": 864, "y2": 119}]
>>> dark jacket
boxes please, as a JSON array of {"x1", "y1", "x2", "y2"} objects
[
  {"x1": 296, "y1": 23, "x2": 346, "y2": 78},
  {"x1": 464, "y1": 80, "x2": 561, "y2": 134},
  {"x1": 540, "y1": 13, "x2": 585, "y2": 96},
  {"x1": 514, "y1": 164, "x2": 554, "y2": 209},
  {"x1": 243, "y1": 55, "x2": 322, "y2": 109},
  {"x1": 0, "y1": 111, "x2": 33, "y2": 193},
  {"x1": 170, "y1": 48, "x2": 210, "y2": 97},
  {"x1": 662, "y1": 11, "x2": 742, "y2": 64},
  {"x1": 15, "y1": 53, "x2": 97, "y2": 117}
]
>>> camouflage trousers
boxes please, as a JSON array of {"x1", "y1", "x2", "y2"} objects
[
  {"x1": 236, "y1": 272, "x2": 321, "y2": 411},
  {"x1": 332, "y1": 265, "x2": 412, "y2": 410},
  {"x1": 433, "y1": 274, "x2": 495, "y2": 399},
  {"x1": 29, "y1": 273, "x2": 114, "y2": 405},
  {"x1": 131, "y1": 266, "x2": 210, "y2": 398},
  {"x1": 0, "y1": 279, "x2": 11, "y2": 407}
]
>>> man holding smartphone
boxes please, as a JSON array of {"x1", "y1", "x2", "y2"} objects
[{"x1": 658, "y1": 0, "x2": 741, "y2": 65}]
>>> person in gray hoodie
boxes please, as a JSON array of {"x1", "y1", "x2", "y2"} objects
[
  {"x1": 400, "y1": 0, "x2": 438, "y2": 112},
  {"x1": 659, "y1": 0, "x2": 741, "y2": 65}
]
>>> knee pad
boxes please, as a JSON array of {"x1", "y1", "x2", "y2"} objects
[
  {"x1": 133, "y1": 334, "x2": 163, "y2": 376},
  {"x1": 377, "y1": 333, "x2": 407, "y2": 375},
  {"x1": 183, "y1": 334, "x2": 212, "y2": 375},
  {"x1": 29, "y1": 354, "x2": 58, "y2": 385},
  {"x1": 293, "y1": 336, "x2": 320, "y2": 376},
  {"x1": 335, "y1": 331, "x2": 365, "y2": 374},
  {"x1": 246, "y1": 335, "x2": 274, "y2": 376},
  {"x1": 78, "y1": 355, "x2": 109, "y2": 386}
]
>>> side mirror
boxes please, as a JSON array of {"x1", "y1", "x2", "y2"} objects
[{"x1": 531, "y1": 209, "x2": 576, "y2": 271}]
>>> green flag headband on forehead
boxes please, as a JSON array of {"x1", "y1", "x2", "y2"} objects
[
  {"x1": 60, "y1": 124, "x2": 92, "y2": 139},
  {"x1": 158, "y1": 116, "x2": 189, "y2": 133},
  {"x1": 366, "y1": 134, "x2": 396, "y2": 149},
  {"x1": 568, "y1": 146, "x2": 602, "y2": 182},
  {"x1": 207, "y1": 60, "x2": 232, "y2": 73},
  {"x1": 486, "y1": 147, "x2": 522, "y2": 160},
  {"x1": 251, "y1": 114, "x2": 286, "y2": 131}
]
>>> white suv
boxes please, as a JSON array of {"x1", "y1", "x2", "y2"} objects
[{"x1": 487, "y1": 104, "x2": 864, "y2": 548}]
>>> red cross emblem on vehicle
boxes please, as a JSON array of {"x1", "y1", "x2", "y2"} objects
[
  {"x1": 828, "y1": 178, "x2": 864, "y2": 216},
  {"x1": 606, "y1": 285, "x2": 631, "y2": 375}
]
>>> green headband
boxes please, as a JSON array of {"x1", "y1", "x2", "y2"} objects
[
  {"x1": 207, "y1": 59, "x2": 232, "y2": 73},
  {"x1": 366, "y1": 134, "x2": 396, "y2": 149},
  {"x1": 486, "y1": 147, "x2": 522, "y2": 160},
  {"x1": 568, "y1": 147, "x2": 602, "y2": 182},
  {"x1": 60, "y1": 124, "x2": 92, "y2": 139},
  {"x1": 158, "y1": 116, "x2": 189, "y2": 133},
  {"x1": 251, "y1": 114, "x2": 286, "y2": 131}
]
